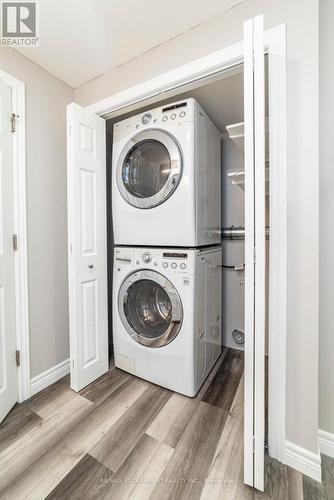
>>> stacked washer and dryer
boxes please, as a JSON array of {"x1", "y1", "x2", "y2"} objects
[{"x1": 112, "y1": 98, "x2": 222, "y2": 396}]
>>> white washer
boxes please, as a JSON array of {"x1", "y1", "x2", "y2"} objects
[
  {"x1": 112, "y1": 98, "x2": 221, "y2": 247},
  {"x1": 113, "y1": 245, "x2": 222, "y2": 396}
]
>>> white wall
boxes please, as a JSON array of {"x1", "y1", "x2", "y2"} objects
[
  {"x1": 75, "y1": 0, "x2": 320, "y2": 455},
  {"x1": 319, "y1": 0, "x2": 334, "y2": 436},
  {"x1": 0, "y1": 48, "x2": 74, "y2": 378}
]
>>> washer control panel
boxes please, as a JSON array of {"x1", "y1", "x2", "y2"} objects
[{"x1": 115, "y1": 248, "x2": 190, "y2": 274}]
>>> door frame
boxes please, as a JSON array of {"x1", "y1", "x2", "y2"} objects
[
  {"x1": 0, "y1": 70, "x2": 30, "y2": 403},
  {"x1": 86, "y1": 24, "x2": 287, "y2": 463}
]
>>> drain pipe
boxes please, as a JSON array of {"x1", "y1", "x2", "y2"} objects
[{"x1": 221, "y1": 225, "x2": 270, "y2": 240}]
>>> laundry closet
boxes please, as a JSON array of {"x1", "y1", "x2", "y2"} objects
[
  {"x1": 105, "y1": 63, "x2": 268, "y2": 365},
  {"x1": 67, "y1": 16, "x2": 278, "y2": 491}
]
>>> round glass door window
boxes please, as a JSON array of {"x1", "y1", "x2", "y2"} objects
[
  {"x1": 118, "y1": 270, "x2": 183, "y2": 348},
  {"x1": 122, "y1": 140, "x2": 171, "y2": 199},
  {"x1": 116, "y1": 130, "x2": 182, "y2": 209}
]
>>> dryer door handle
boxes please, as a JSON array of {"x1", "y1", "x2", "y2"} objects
[{"x1": 170, "y1": 173, "x2": 179, "y2": 186}]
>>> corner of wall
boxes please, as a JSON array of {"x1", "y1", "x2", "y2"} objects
[
  {"x1": 318, "y1": 429, "x2": 334, "y2": 460},
  {"x1": 30, "y1": 359, "x2": 70, "y2": 396}
]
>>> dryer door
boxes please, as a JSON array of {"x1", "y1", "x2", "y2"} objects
[
  {"x1": 116, "y1": 129, "x2": 182, "y2": 209},
  {"x1": 118, "y1": 270, "x2": 183, "y2": 347}
]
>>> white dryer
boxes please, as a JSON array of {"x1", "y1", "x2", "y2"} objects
[
  {"x1": 113, "y1": 245, "x2": 222, "y2": 396},
  {"x1": 112, "y1": 98, "x2": 222, "y2": 247}
]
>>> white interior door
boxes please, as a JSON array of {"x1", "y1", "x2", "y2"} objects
[
  {"x1": 0, "y1": 78, "x2": 17, "y2": 422},
  {"x1": 244, "y1": 15, "x2": 266, "y2": 491},
  {"x1": 67, "y1": 103, "x2": 108, "y2": 392}
]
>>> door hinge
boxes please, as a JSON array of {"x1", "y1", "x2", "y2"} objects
[
  {"x1": 72, "y1": 359, "x2": 74, "y2": 369},
  {"x1": 11, "y1": 113, "x2": 19, "y2": 133},
  {"x1": 13, "y1": 234, "x2": 18, "y2": 251},
  {"x1": 16, "y1": 350, "x2": 21, "y2": 367},
  {"x1": 252, "y1": 436, "x2": 268, "y2": 453},
  {"x1": 253, "y1": 247, "x2": 256, "y2": 263}
]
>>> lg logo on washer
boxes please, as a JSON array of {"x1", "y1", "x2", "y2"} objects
[{"x1": 1, "y1": 1, "x2": 39, "y2": 46}]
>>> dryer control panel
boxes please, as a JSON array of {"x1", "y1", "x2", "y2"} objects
[{"x1": 113, "y1": 98, "x2": 196, "y2": 138}]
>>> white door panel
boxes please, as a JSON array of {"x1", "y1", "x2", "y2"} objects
[
  {"x1": 67, "y1": 103, "x2": 108, "y2": 392},
  {"x1": 243, "y1": 16, "x2": 255, "y2": 489},
  {"x1": 244, "y1": 14, "x2": 266, "y2": 491},
  {"x1": 253, "y1": 14, "x2": 266, "y2": 490},
  {"x1": 0, "y1": 77, "x2": 17, "y2": 422}
]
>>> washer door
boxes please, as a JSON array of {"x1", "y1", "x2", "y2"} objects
[
  {"x1": 118, "y1": 270, "x2": 183, "y2": 348},
  {"x1": 116, "y1": 129, "x2": 182, "y2": 209}
]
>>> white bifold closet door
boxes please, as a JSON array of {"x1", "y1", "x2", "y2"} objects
[
  {"x1": 0, "y1": 77, "x2": 17, "y2": 423},
  {"x1": 243, "y1": 15, "x2": 266, "y2": 491},
  {"x1": 67, "y1": 103, "x2": 108, "y2": 391}
]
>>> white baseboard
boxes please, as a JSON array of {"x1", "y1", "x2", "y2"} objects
[
  {"x1": 30, "y1": 358, "x2": 70, "y2": 396},
  {"x1": 284, "y1": 440, "x2": 321, "y2": 482},
  {"x1": 319, "y1": 429, "x2": 334, "y2": 459}
]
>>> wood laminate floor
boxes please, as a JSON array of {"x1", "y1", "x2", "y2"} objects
[{"x1": 0, "y1": 348, "x2": 332, "y2": 500}]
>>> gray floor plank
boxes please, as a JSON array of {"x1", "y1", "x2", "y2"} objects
[
  {"x1": 79, "y1": 367, "x2": 130, "y2": 405},
  {"x1": 0, "y1": 378, "x2": 147, "y2": 500},
  {"x1": 29, "y1": 385, "x2": 79, "y2": 421},
  {"x1": 259, "y1": 455, "x2": 292, "y2": 500},
  {"x1": 0, "y1": 393, "x2": 94, "y2": 495},
  {"x1": 27, "y1": 375, "x2": 70, "y2": 415},
  {"x1": 0, "y1": 404, "x2": 43, "y2": 454},
  {"x1": 150, "y1": 401, "x2": 226, "y2": 500},
  {"x1": 322, "y1": 454, "x2": 334, "y2": 500},
  {"x1": 195, "y1": 348, "x2": 228, "y2": 400},
  {"x1": 1, "y1": 352, "x2": 331, "y2": 500},
  {"x1": 45, "y1": 454, "x2": 114, "y2": 500},
  {"x1": 101, "y1": 433, "x2": 173, "y2": 499},
  {"x1": 202, "y1": 348, "x2": 244, "y2": 409},
  {"x1": 132, "y1": 351, "x2": 227, "y2": 452},
  {"x1": 90, "y1": 383, "x2": 171, "y2": 471},
  {"x1": 287, "y1": 467, "x2": 305, "y2": 500},
  {"x1": 200, "y1": 376, "x2": 251, "y2": 500},
  {"x1": 303, "y1": 473, "x2": 326, "y2": 500},
  {"x1": 146, "y1": 391, "x2": 198, "y2": 448}
]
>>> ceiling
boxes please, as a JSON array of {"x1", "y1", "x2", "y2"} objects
[{"x1": 14, "y1": 0, "x2": 245, "y2": 88}]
